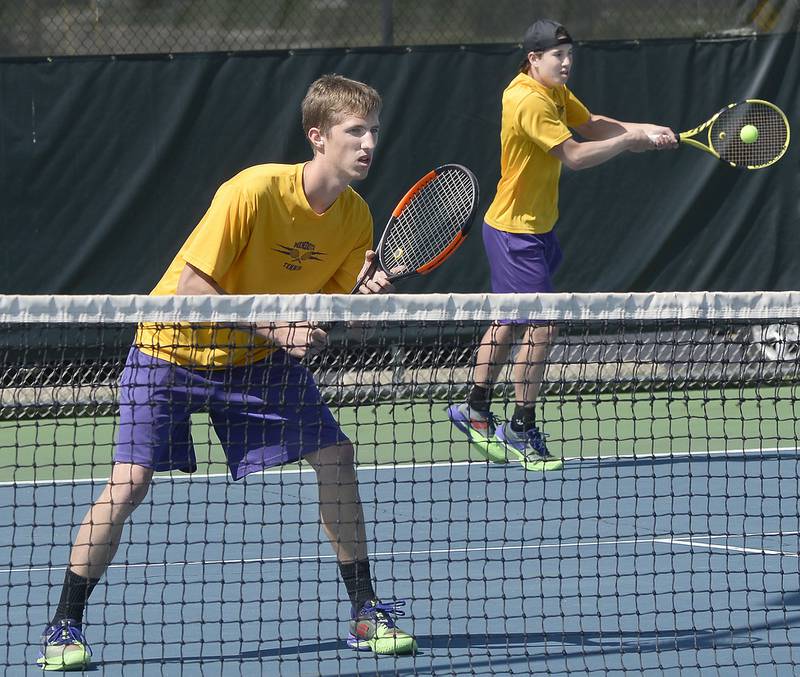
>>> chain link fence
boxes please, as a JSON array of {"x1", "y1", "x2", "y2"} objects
[{"x1": 0, "y1": 0, "x2": 798, "y2": 58}]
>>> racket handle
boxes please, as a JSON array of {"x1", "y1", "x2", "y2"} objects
[{"x1": 647, "y1": 131, "x2": 680, "y2": 145}]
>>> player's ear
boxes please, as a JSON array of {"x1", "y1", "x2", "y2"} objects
[{"x1": 307, "y1": 127, "x2": 325, "y2": 154}]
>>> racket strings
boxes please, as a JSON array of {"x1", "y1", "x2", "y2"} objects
[
  {"x1": 711, "y1": 102, "x2": 789, "y2": 167},
  {"x1": 381, "y1": 168, "x2": 476, "y2": 273}
]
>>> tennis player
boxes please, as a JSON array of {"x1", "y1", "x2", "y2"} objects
[
  {"x1": 448, "y1": 19, "x2": 677, "y2": 471},
  {"x1": 37, "y1": 74, "x2": 416, "y2": 671}
]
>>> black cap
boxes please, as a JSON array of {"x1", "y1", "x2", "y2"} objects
[{"x1": 522, "y1": 19, "x2": 573, "y2": 53}]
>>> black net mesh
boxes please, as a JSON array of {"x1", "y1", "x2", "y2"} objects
[{"x1": 3, "y1": 292, "x2": 800, "y2": 674}]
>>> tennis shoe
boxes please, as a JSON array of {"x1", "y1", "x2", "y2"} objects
[
  {"x1": 347, "y1": 599, "x2": 417, "y2": 655},
  {"x1": 494, "y1": 422, "x2": 563, "y2": 471},
  {"x1": 36, "y1": 619, "x2": 92, "y2": 671},
  {"x1": 446, "y1": 403, "x2": 508, "y2": 463}
]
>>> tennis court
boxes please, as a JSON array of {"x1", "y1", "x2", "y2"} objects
[
  {"x1": 4, "y1": 372, "x2": 800, "y2": 675},
  {"x1": 2, "y1": 0, "x2": 798, "y2": 674}
]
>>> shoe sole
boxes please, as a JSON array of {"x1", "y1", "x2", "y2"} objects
[
  {"x1": 348, "y1": 637, "x2": 418, "y2": 654},
  {"x1": 36, "y1": 656, "x2": 91, "y2": 671},
  {"x1": 503, "y1": 445, "x2": 564, "y2": 472}
]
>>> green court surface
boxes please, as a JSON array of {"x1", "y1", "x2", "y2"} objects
[{"x1": 2, "y1": 385, "x2": 798, "y2": 484}]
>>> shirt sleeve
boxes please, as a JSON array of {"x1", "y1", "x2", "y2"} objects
[
  {"x1": 321, "y1": 211, "x2": 374, "y2": 294},
  {"x1": 565, "y1": 88, "x2": 591, "y2": 128},
  {"x1": 515, "y1": 92, "x2": 573, "y2": 153},
  {"x1": 181, "y1": 182, "x2": 257, "y2": 282}
]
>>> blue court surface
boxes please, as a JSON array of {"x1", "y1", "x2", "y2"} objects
[{"x1": 3, "y1": 450, "x2": 800, "y2": 676}]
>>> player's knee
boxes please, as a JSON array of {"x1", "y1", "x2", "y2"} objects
[
  {"x1": 527, "y1": 323, "x2": 557, "y2": 344},
  {"x1": 307, "y1": 442, "x2": 356, "y2": 478},
  {"x1": 489, "y1": 322, "x2": 515, "y2": 342},
  {"x1": 335, "y1": 442, "x2": 356, "y2": 466},
  {"x1": 106, "y1": 463, "x2": 154, "y2": 511}
]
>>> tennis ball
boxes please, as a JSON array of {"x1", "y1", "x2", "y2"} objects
[
  {"x1": 740, "y1": 124, "x2": 759, "y2": 144},
  {"x1": 719, "y1": 131, "x2": 727, "y2": 140}
]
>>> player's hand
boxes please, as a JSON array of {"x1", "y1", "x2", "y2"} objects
[
  {"x1": 354, "y1": 250, "x2": 394, "y2": 295},
  {"x1": 643, "y1": 125, "x2": 679, "y2": 150},
  {"x1": 262, "y1": 323, "x2": 328, "y2": 359},
  {"x1": 626, "y1": 128, "x2": 660, "y2": 153}
]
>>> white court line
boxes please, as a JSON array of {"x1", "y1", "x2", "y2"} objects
[
  {"x1": 6, "y1": 531, "x2": 800, "y2": 577},
  {"x1": 699, "y1": 530, "x2": 800, "y2": 539},
  {"x1": 655, "y1": 537, "x2": 800, "y2": 557},
  {"x1": 0, "y1": 460, "x2": 475, "y2": 487},
  {"x1": 0, "y1": 535, "x2": 680, "y2": 576},
  {"x1": 3, "y1": 445, "x2": 798, "y2": 488}
]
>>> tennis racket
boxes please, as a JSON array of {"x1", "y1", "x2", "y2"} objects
[
  {"x1": 352, "y1": 163, "x2": 479, "y2": 291},
  {"x1": 659, "y1": 99, "x2": 790, "y2": 169}
]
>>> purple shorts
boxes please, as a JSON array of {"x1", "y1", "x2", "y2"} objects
[
  {"x1": 113, "y1": 347, "x2": 349, "y2": 480},
  {"x1": 482, "y1": 222, "x2": 563, "y2": 293}
]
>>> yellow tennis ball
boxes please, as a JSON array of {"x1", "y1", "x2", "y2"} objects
[
  {"x1": 740, "y1": 124, "x2": 759, "y2": 144},
  {"x1": 719, "y1": 131, "x2": 727, "y2": 140}
]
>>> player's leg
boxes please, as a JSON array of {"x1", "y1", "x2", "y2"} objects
[
  {"x1": 492, "y1": 230, "x2": 564, "y2": 470},
  {"x1": 305, "y1": 442, "x2": 367, "y2": 559},
  {"x1": 448, "y1": 321, "x2": 512, "y2": 457},
  {"x1": 37, "y1": 463, "x2": 153, "y2": 671},
  {"x1": 213, "y1": 350, "x2": 416, "y2": 655},
  {"x1": 448, "y1": 222, "x2": 521, "y2": 459},
  {"x1": 70, "y1": 463, "x2": 154, "y2": 580},
  {"x1": 473, "y1": 322, "x2": 515, "y2": 393},
  {"x1": 38, "y1": 346, "x2": 198, "y2": 670},
  {"x1": 305, "y1": 444, "x2": 416, "y2": 655},
  {"x1": 495, "y1": 323, "x2": 563, "y2": 469},
  {"x1": 513, "y1": 323, "x2": 557, "y2": 405}
]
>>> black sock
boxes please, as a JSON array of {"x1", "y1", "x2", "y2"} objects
[
  {"x1": 339, "y1": 559, "x2": 376, "y2": 612},
  {"x1": 510, "y1": 404, "x2": 536, "y2": 433},
  {"x1": 468, "y1": 385, "x2": 492, "y2": 414},
  {"x1": 51, "y1": 569, "x2": 100, "y2": 627}
]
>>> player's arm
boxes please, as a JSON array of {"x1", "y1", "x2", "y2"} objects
[
  {"x1": 176, "y1": 262, "x2": 326, "y2": 359},
  {"x1": 575, "y1": 113, "x2": 674, "y2": 141},
  {"x1": 549, "y1": 131, "x2": 656, "y2": 170},
  {"x1": 575, "y1": 114, "x2": 677, "y2": 146},
  {"x1": 176, "y1": 262, "x2": 227, "y2": 295}
]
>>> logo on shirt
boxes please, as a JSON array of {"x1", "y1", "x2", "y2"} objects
[
  {"x1": 556, "y1": 104, "x2": 565, "y2": 120},
  {"x1": 273, "y1": 241, "x2": 326, "y2": 271}
]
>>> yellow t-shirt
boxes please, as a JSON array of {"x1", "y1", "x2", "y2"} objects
[
  {"x1": 484, "y1": 73, "x2": 591, "y2": 234},
  {"x1": 136, "y1": 162, "x2": 373, "y2": 368}
]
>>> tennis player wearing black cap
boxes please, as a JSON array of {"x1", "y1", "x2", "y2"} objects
[{"x1": 449, "y1": 19, "x2": 677, "y2": 470}]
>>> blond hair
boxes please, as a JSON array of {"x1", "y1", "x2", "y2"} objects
[{"x1": 302, "y1": 74, "x2": 382, "y2": 138}]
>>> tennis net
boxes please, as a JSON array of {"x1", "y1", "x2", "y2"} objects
[{"x1": 2, "y1": 291, "x2": 800, "y2": 675}]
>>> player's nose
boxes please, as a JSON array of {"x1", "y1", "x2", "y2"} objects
[{"x1": 362, "y1": 132, "x2": 378, "y2": 150}]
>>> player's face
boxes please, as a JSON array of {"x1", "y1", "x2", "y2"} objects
[
  {"x1": 532, "y1": 45, "x2": 573, "y2": 87},
  {"x1": 320, "y1": 112, "x2": 381, "y2": 181}
]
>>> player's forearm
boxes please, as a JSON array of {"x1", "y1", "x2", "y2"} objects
[
  {"x1": 175, "y1": 262, "x2": 325, "y2": 353},
  {"x1": 556, "y1": 134, "x2": 635, "y2": 170},
  {"x1": 176, "y1": 262, "x2": 275, "y2": 339},
  {"x1": 578, "y1": 116, "x2": 669, "y2": 142},
  {"x1": 576, "y1": 114, "x2": 628, "y2": 140}
]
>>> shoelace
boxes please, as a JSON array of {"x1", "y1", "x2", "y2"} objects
[
  {"x1": 519, "y1": 428, "x2": 551, "y2": 462},
  {"x1": 43, "y1": 622, "x2": 91, "y2": 654},
  {"x1": 361, "y1": 599, "x2": 407, "y2": 627}
]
